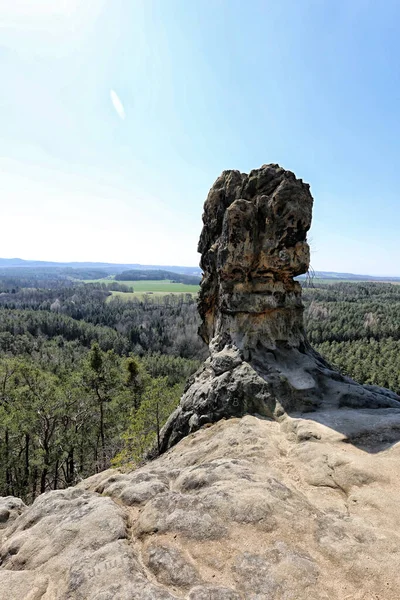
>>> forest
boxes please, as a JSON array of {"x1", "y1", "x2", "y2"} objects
[
  {"x1": 304, "y1": 282, "x2": 400, "y2": 392},
  {"x1": 0, "y1": 275, "x2": 399, "y2": 502}
]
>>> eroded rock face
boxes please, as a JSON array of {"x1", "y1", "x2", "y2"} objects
[
  {"x1": 198, "y1": 164, "x2": 312, "y2": 351},
  {"x1": 2, "y1": 414, "x2": 400, "y2": 599},
  {"x1": 157, "y1": 164, "x2": 400, "y2": 453}
]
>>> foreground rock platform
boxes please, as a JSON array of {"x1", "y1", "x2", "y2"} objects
[
  {"x1": 157, "y1": 164, "x2": 400, "y2": 452},
  {"x1": 1, "y1": 413, "x2": 400, "y2": 599}
]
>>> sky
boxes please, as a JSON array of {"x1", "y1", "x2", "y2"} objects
[{"x1": 0, "y1": 0, "x2": 399, "y2": 275}]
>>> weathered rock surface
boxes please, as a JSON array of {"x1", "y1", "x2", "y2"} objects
[
  {"x1": 0, "y1": 497, "x2": 26, "y2": 546},
  {"x1": 157, "y1": 164, "x2": 400, "y2": 452},
  {"x1": 2, "y1": 414, "x2": 400, "y2": 598}
]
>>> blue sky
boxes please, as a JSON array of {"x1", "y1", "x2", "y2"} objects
[{"x1": 1, "y1": 0, "x2": 399, "y2": 275}]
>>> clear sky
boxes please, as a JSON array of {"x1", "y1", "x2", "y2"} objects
[{"x1": 1, "y1": 0, "x2": 399, "y2": 275}]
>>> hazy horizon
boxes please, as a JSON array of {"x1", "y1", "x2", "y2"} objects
[
  {"x1": 1, "y1": 1, "x2": 399, "y2": 276},
  {"x1": 0, "y1": 255, "x2": 399, "y2": 279}
]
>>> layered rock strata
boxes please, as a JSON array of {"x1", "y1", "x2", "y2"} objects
[{"x1": 158, "y1": 164, "x2": 400, "y2": 452}]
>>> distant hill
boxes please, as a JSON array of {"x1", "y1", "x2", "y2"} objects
[
  {"x1": 0, "y1": 259, "x2": 202, "y2": 278},
  {"x1": 0, "y1": 259, "x2": 399, "y2": 282},
  {"x1": 297, "y1": 270, "x2": 400, "y2": 282}
]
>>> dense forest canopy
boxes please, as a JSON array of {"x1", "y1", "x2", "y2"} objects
[
  {"x1": 303, "y1": 282, "x2": 400, "y2": 392},
  {"x1": 0, "y1": 272, "x2": 399, "y2": 502}
]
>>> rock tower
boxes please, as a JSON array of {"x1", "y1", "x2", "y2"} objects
[{"x1": 158, "y1": 164, "x2": 400, "y2": 452}]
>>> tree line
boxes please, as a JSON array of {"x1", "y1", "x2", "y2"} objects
[{"x1": 115, "y1": 269, "x2": 200, "y2": 285}]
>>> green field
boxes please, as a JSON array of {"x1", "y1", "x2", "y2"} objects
[
  {"x1": 83, "y1": 278, "x2": 198, "y2": 290},
  {"x1": 119, "y1": 280, "x2": 199, "y2": 293},
  {"x1": 87, "y1": 278, "x2": 200, "y2": 301}
]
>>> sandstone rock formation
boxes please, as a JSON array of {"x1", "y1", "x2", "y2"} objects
[
  {"x1": 2, "y1": 414, "x2": 400, "y2": 599},
  {"x1": 158, "y1": 164, "x2": 400, "y2": 452},
  {"x1": 1, "y1": 163, "x2": 400, "y2": 599}
]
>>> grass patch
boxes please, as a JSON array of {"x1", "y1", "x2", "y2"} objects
[
  {"x1": 119, "y1": 280, "x2": 199, "y2": 293},
  {"x1": 97, "y1": 279, "x2": 200, "y2": 301}
]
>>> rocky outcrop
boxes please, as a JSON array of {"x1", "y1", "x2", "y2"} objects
[
  {"x1": 158, "y1": 164, "x2": 400, "y2": 452},
  {"x1": 2, "y1": 413, "x2": 400, "y2": 599},
  {"x1": 197, "y1": 164, "x2": 311, "y2": 350},
  {"x1": 1, "y1": 163, "x2": 400, "y2": 599}
]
